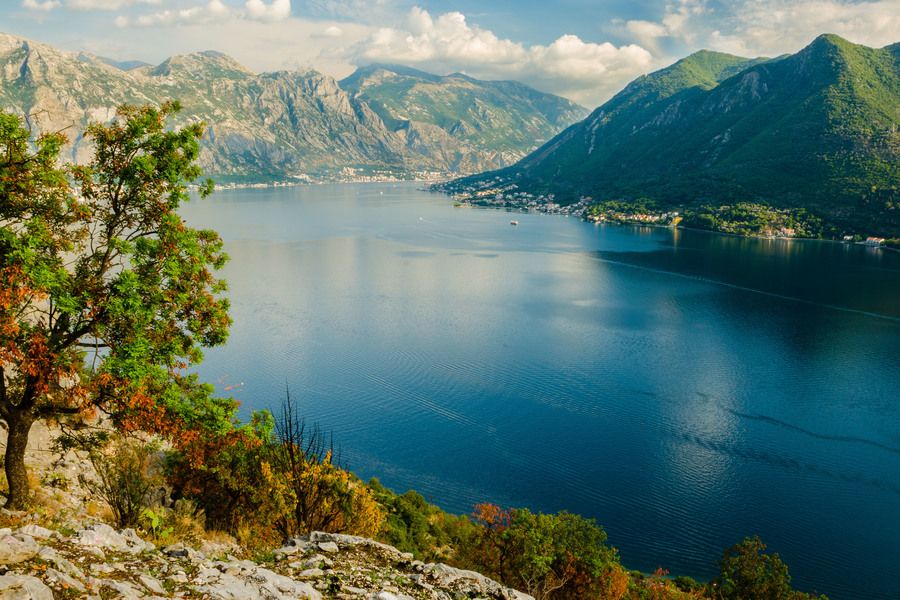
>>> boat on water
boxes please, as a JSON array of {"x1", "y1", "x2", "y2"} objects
[{"x1": 510, "y1": 220, "x2": 519, "y2": 226}]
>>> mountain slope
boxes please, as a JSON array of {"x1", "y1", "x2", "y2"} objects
[
  {"x1": 0, "y1": 33, "x2": 586, "y2": 182},
  {"x1": 341, "y1": 64, "x2": 587, "y2": 160},
  {"x1": 442, "y1": 35, "x2": 900, "y2": 236}
]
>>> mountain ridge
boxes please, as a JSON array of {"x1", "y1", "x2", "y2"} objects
[
  {"x1": 440, "y1": 34, "x2": 900, "y2": 237},
  {"x1": 0, "y1": 32, "x2": 588, "y2": 182}
]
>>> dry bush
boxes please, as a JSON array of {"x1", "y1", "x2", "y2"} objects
[{"x1": 79, "y1": 435, "x2": 164, "y2": 528}]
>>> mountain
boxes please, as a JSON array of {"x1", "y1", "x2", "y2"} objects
[
  {"x1": 0, "y1": 33, "x2": 587, "y2": 182},
  {"x1": 341, "y1": 64, "x2": 586, "y2": 168},
  {"x1": 441, "y1": 35, "x2": 900, "y2": 236}
]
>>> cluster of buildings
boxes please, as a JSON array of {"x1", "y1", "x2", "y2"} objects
[
  {"x1": 451, "y1": 183, "x2": 593, "y2": 217},
  {"x1": 586, "y1": 210, "x2": 681, "y2": 226}
]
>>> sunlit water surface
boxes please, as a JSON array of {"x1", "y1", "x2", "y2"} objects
[{"x1": 181, "y1": 183, "x2": 900, "y2": 600}]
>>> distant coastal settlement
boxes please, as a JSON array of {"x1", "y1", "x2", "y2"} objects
[
  {"x1": 206, "y1": 166, "x2": 448, "y2": 189},
  {"x1": 435, "y1": 181, "x2": 900, "y2": 249}
]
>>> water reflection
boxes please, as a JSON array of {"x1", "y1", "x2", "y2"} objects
[{"x1": 182, "y1": 183, "x2": 900, "y2": 600}]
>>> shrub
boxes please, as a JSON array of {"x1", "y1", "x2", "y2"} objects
[
  {"x1": 167, "y1": 392, "x2": 384, "y2": 547},
  {"x1": 711, "y1": 537, "x2": 827, "y2": 600},
  {"x1": 79, "y1": 435, "x2": 164, "y2": 528},
  {"x1": 369, "y1": 479, "x2": 481, "y2": 561},
  {"x1": 465, "y1": 503, "x2": 620, "y2": 600}
]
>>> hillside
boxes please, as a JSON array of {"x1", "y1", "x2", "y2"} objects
[
  {"x1": 0, "y1": 33, "x2": 586, "y2": 182},
  {"x1": 439, "y1": 35, "x2": 900, "y2": 236},
  {"x1": 341, "y1": 64, "x2": 586, "y2": 169},
  {"x1": 0, "y1": 524, "x2": 534, "y2": 600}
]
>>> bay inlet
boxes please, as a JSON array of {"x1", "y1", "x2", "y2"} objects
[{"x1": 181, "y1": 182, "x2": 900, "y2": 600}]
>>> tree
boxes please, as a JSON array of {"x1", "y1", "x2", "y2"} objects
[
  {"x1": 0, "y1": 102, "x2": 231, "y2": 509},
  {"x1": 468, "y1": 504, "x2": 619, "y2": 600},
  {"x1": 712, "y1": 537, "x2": 827, "y2": 600}
]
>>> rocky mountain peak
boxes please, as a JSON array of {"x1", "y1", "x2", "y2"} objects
[
  {"x1": 0, "y1": 31, "x2": 588, "y2": 182},
  {"x1": 149, "y1": 50, "x2": 254, "y2": 79}
]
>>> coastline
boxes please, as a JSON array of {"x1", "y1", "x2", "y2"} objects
[{"x1": 427, "y1": 187, "x2": 898, "y2": 249}]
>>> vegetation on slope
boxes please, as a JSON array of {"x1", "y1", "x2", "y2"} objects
[
  {"x1": 1, "y1": 103, "x2": 828, "y2": 600},
  {"x1": 442, "y1": 34, "x2": 900, "y2": 238}
]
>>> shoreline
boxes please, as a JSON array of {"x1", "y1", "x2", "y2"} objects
[{"x1": 430, "y1": 189, "x2": 898, "y2": 249}]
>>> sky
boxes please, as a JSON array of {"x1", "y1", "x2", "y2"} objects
[{"x1": 3, "y1": 0, "x2": 899, "y2": 107}]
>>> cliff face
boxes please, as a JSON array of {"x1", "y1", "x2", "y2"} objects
[{"x1": 0, "y1": 33, "x2": 587, "y2": 182}]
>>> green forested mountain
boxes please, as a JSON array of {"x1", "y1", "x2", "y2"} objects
[
  {"x1": 0, "y1": 33, "x2": 586, "y2": 182},
  {"x1": 443, "y1": 35, "x2": 900, "y2": 236}
]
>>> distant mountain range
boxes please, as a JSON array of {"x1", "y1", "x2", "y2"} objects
[
  {"x1": 441, "y1": 34, "x2": 900, "y2": 237},
  {"x1": 0, "y1": 33, "x2": 587, "y2": 182}
]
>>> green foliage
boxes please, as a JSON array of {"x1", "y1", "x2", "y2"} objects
[
  {"x1": 447, "y1": 34, "x2": 900, "y2": 237},
  {"x1": 368, "y1": 479, "x2": 481, "y2": 561},
  {"x1": 462, "y1": 504, "x2": 619, "y2": 600},
  {"x1": 140, "y1": 507, "x2": 174, "y2": 542},
  {"x1": 680, "y1": 203, "x2": 828, "y2": 237},
  {"x1": 79, "y1": 436, "x2": 164, "y2": 528},
  {"x1": 711, "y1": 537, "x2": 826, "y2": 600},
  {"x1": 167, "y1": 393, "x2": 383, "y2": 549},
  {"x1": 1, "y1": 102, "x2": 230, "y2": 508}
]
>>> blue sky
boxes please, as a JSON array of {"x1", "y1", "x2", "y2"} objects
[{"x1": 4, "y1": 0, "x2": 899, "y2": 106}]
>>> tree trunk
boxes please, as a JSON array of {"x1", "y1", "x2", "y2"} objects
[{"x1": 4, "y1": 412, "x2": 34, "y2": 510}]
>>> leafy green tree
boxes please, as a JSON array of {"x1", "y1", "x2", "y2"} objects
[
  {"x1": 469, "y1": 504, "x2": 619, "y2": 600},
  {"x1": 0, "y1": 102, "x2": 231, "y2": 509},
  {"x1": 712, "y1": 537, "x2": 827, "y2": 600}
]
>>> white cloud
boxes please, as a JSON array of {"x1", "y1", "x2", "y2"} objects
[
  {"x1": 22, "y1": 0, "x2": 62, "y2": 10},
  {"x1": 120, "y1": 0, "x2": 291, "y2": 26},
  {"x1": 245, "y1": 0, "x2": 290, "y2": 22},
  {"x1": 120, "y1": 0, "x2": 231, "y2": 26},
  {"x1": 316, "y1": 25, "x2": 343, "y2": 38},
  {"x1": 624, "y1": 0, "x2": 900, "y2": 58},
  {"x1": 66, "y1": 0, "x2": 160, "y2": 9},
  {"x1": 350, "y1": 7, "x2": 654, "y2": 106},
  {"x1": 715, "y1": 0, "x2": 900, "y2": 56}
]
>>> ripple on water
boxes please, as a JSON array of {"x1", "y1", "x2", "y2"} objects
[{"x1": 183, "y1": 184, "x2": 900, "y2": 600}]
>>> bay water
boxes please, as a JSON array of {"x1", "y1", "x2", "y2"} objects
[{"x1": 181, "y1": 182, "x2": 900, "y2": 600}]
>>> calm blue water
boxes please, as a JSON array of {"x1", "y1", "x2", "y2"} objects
[{"x1": 181, "y1": 183, "x2": 900, "y2": 600}]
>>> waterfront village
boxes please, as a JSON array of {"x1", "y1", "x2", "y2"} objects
[
  {"x1": 202, "y1": 175, "x2": 894, "y2": 248},
  {"x1": 446, "y1": 180, "x2": 896, "y2": 248},
  {"x1": 451, "y1": 181, "x2": 677, "y2": 223}
]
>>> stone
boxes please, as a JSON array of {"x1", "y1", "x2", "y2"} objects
[
  {"x1": 309, "y1": 532, "x2": 403, "y2": 559},
  {"x1": 192, "y1": 570, "x2": 264, "y2": 600},
  {"x1": 82, "y1": 546, "x2": 106, "y2": 560},
  {"x1": 98, "y1": 579, "x2": 145, "y2": 599},
  {"x1": 162, "y1": 544, "x2": 189, "y2": 558},
  {"x1": 302, "y1": 555, "x2": 332, "y2": 569},
  {"x1": 316, "y1": 542, "x2": 339, "y2": 554},
  {"x1": 168, "y1": 571, "x2": 188, "y2": 584},
  {"x1": 421, "y1": 563, "x2": 535, "y2": 600},
  {"x1": 75, "y1": 524, "x2": 120, "y2": 548},
  {"x1": 0, "y1": 575, "x2": 54, "y2": 600},
  {"x1": 138, "y1": 574, "x2": 167, "y2": 596},
  {"x1": 297, "y1": 568, "x2": 323, "y2": 578},
  {"x1": 0, "y1": 534, "x2": 39, "y2": 565},
  {"x1": 44, "y1": 568, "x2": 86, "y2": 592},
  {"x1": 90, "y1": 563, "x2": 115, "y2": 574},
  {"x1": 15, "y1": 526, "x2": 52, "y2": 540},
  {"x1": 37, "y1": 547, "x2": 84, "y2": 579},
  {"x1": 249, "y1": 566, "x2": 322, "y2": 599}
]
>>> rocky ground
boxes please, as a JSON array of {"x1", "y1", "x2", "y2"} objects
[
  {"x1": 1, "y1": 424, "x2": 533, "y2": 600},
  {"x1": 0, "y1": 525, "x2": 533, "y2": 599}
]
